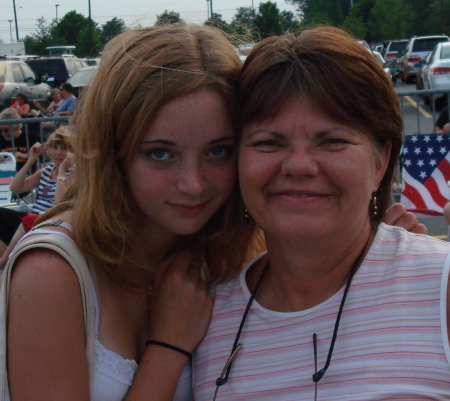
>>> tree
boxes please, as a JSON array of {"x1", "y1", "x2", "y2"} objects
[
  {"x1": 254, "y1": 1, "x2": 283, "y2": 38},
  {"x1": 101, "y1": 17, "x2": 127, "y2": 45},
  {"x1": 23, "y1": 17, "x2": 57, "y2": 55},
  {"x1": 368, "y1": 0, "x2": 415, "y2": 41},
  {"x1": 231, "y1": 6, "x2": 255, "y2": 35},
  {"x1": 77, "y1": 20, "x2": 102, "y2": 56},
  {"x1": 204, "y1": 13, "x2": 233, "y2": 33},
  {"x1": 52, "y1": 11, "x2": 89, "y2": 48},
  {"x1": 341, "y1": 5, "x2": 367, "y2": 39},
  {"x1": 155, "y1": 10, "x2": 184, "y2": 26}
]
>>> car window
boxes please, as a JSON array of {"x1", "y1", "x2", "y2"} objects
[
  {"x1": 412, "y1": 38, "x2": 449, "y2": 52},
  {"x1": 19, "y1": 63, "x2": 36, "y2": 83},
  {"x1": 0, "y1": 61, "x2": 6, "y2": 82},
  {"x1": 65, "y1": 59, "x2": 76, "y2": 75},
  {"x1": 69, "y1": 69, "x2": 97, "y2": 85},
  {"x1": 389, "y1": 41, "x2": 408, "y2": 52},
  {"x1": 441, "y1": 46, "x2": 450, "y2": 60},
  {"x1": 74, "y1": 60, "x2": 84, "y2": 70},
  {"x1": 26, "y1": 59, "x2": 66, "y2": 79},
  {"x1": 11, "y1": 62, "x2": 24, "y2": 82}
]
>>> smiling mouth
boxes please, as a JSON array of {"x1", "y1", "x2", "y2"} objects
[{"x1": 168, "y1": 201, "x2": 209, "y2": 216}]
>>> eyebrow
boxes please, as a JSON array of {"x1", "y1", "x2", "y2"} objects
[
  {"x1": 245, "y1": 126, "x2": 350, "y2": 139},
  {"x1": 141, "y1": 135, "x2": 236, "y2": 145}
]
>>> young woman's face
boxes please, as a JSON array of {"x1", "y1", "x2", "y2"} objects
[
  {"x1": 48, "y1": 143, "x2": 69, "y2": 167},
  {"x1": 124, "y1": 89, "x2": 237, "y2": 237},
  {"x1": 52, "y1": 92, "x2": 62, "y2": 102}
]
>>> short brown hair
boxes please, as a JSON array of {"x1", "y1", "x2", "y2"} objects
[
  {"x1": 44, "y1": 126, "x2": 72, "y2": 152},
  {"x1": 238, "y1": 25, "x2": 402, "y2": 225}
]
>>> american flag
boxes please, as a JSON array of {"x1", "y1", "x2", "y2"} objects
[{"x1": 401, "y1": 133, "x2": 450, "y2": 214}]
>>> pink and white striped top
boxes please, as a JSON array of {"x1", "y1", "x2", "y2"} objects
[{"x1": 192, "y1": 224, "x2": 450, "y2": 400}]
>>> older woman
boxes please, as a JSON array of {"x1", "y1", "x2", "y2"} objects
[{"x1": 192, "y1": 26, "x2": 450, "y2": 400}]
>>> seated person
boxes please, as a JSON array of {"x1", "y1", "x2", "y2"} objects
[
  {"x1": 54, "y1": 83, "x2": 77, "y2": 117},
  {"x1": 9, "y1": 93, "x2": 30, "y2": 116},
  {"x1": 0, "y1": 127, "x2": 73, "y2": 266},
  {"x1": 0, "y1": 108, "x2": 40, "y2": 173},
  {"x1": 32, "y1": 88, "x2": 63, "y2": 116}
]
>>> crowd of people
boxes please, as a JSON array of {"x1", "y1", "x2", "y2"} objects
[{"x1": 0, "y1": 23, "x2": 449, "y2": 401}]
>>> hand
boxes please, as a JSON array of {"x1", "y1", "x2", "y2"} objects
[
  {"x1": 382, "y1": 203, "x2": 428, "y2": 234},
  {"x1": 29, "y1": 142, "x2": 43, "y2": 161},
  {"x1": 54, "y1": 112, "x2": 60, "y2": 116},
  {"x1": 32, "y1": 100, "x2": 40, "y2": 107},
  {"x1": 149, "y1": 251, "x2": 212, "y2": 353},
  {"x1": 60, "y1": 152, "x2": 74, "y2": 173}
]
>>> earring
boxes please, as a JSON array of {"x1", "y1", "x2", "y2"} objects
[
  {"x1": 244, "y1": 208, "x2": 250, "y2": 223},
  {"x1": 371, "y1": 193, "x2": 378, "y2": 218}
]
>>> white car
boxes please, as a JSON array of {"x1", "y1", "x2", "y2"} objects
[
  {"x1": 421, "y1": 42, "x2": 450, "y2": 105},
  {"x1": 373, "y1": 51, "x2": 392, "y2": 81}
]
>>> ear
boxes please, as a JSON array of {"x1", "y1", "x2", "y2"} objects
[{"x1": 373, "y1": 141, "x2": 392, "y2": 192}]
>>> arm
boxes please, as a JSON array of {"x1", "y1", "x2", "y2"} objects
[
  {"x1": 124, "y1": 251, "x2": 212, "y2": 401},
  {"x1": 55, "y1": 152, "x2": 74, "y2": 203},
  {"x1": 8, "y1": 249, "x2": 90, "y2": 400},
  {"x1": 382, "y1": 203, "x2": 428, "y2": 234},
  {"x1": 33, "y1": 100, "x2": 49, "y2": 114},
  {"x1": 9, "y1": 142, "x2": 43, "y2": 193}
]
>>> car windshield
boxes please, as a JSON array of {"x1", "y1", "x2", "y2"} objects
[
  {"x1": 0, "y1": 61, "x2": 5, "y2": 82},
  {"x1": 68, "y1": 69, "x2": 97, "y2": 85},
  {"x1": 389, "y1": 41, "x2": 407, "y2": 52},
  {"x1": 26, "y1": 59, "x2": 66, "y2": 78},
  {"x1": 413, "y1": 38, "x2": 449, "y2": 52}
]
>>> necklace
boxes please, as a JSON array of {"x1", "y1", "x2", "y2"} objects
[{"x1": 213, "y1": 243, "x2": 369, "y2": 400}]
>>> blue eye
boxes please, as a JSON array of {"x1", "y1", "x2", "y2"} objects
[
  {"x1": 149, "y1": 149, "x2": 170, "y2": 161},
  {"x1": 208, "y1": 146, "x2": 230, "y2": 158}
]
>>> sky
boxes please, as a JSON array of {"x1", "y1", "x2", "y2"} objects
[{"x1": 0, "y1": 0, "x2": 299, "y2": 45}]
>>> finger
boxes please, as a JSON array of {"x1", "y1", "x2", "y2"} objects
[
  {"x1": 382, "y1": 203, "x2": 406, "y2": 225},
  {"x1": 410, "y1": 223, "x2": 428, "y2": 235}
]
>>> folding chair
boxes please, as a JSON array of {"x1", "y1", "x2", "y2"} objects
[{"x1": 0, "y1": 152, "x2": 16, "y2": 206}]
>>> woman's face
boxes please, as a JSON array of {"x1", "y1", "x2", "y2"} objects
[
  {"x1": 239, "y1": 96, "x2": 390, "y2": 243},
  {"x1": 52, "y1": 92, "x2": 62, "y2": 102},
  {"x1": 16, "y1": 97, "x2": 24, "y2": 105},
  {"x1": 48, "y1": 143, "x2": 69, "y2": 167},
  {"x1": 124, "y1": 89, "x2": 237, "y2": 237}
]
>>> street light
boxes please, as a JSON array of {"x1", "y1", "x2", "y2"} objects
[
  {"x1": 8, "y1": 20, "x2": 13, "y2": 43},
  {"x1": 88, "y1": 0, "x2": 93, "y2": 56},
  {"x1": 55, "y1": 4, "x2": 59, "y2": 22}
]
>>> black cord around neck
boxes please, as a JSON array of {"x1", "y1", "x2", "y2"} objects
[{"x1": 312, "y1": 245, "x2": 368, "y2": 383}]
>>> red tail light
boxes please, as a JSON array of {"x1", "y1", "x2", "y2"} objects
[
  {"x1": 0, "y1": 84, "x2": 3, "y2": 93},
  {"x1": 433, "y1": 67, "x2": 450, "y2": 74},
  {"x1": 408, "y1": 57, "x2": 421, "y2": 63},
  {"x1": 386, "y1": 53, "x2": 396, "y2": 58}
]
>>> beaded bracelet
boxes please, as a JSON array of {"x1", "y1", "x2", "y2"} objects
[{"x1": 145, "y1": 340, "x2": 192, "y2": 358}]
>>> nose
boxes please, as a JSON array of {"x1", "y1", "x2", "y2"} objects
[
  {"x1": 176, "y1": 160, "x2": 207, "y2": 196},
  {"x1": 281, "y1": 146, "x2": 319, "y2": 178}
]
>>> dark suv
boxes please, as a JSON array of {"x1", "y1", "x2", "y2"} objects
[
  {"x1": 0, "y1": 57, "x2": 51, "y2": 111},
  {"x1": 25, "y1": 56, "x2": 87, "y2": 88}
]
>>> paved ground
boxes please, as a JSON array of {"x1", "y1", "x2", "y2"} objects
[{"x1": 418, "y1": 215, "x2": 448, "y2": 240}]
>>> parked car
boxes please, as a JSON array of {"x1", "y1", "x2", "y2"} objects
[
  {"x1": 419, "y1": 42, "x2": 450, "y2": 106},
  {"x1": 25, "y1": 56, "x2": 87, "y2": 88},
  {"x1": 415, "y1": 52, "x2": 431, "y2": 90},
  {"x1": 373, "y1": 51, "x2": 392, "y2": 81},
  {"x1": 399, "y1": 35, "x2": 450, "y2": 82},
  {"x1": 67, "y1": 66, "x2": 98, "y2": 97},
  {"x1": 382, "y1": 39, "x2": 408, "y2": 64},
  {"x1": 0, "y1": 56, "x2": 51, "y2": 111}
]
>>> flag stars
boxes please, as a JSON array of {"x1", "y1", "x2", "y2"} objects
[
  {"x1": 429, "y1": 159, "x2": 437, "y2": 166},
  {"x1": 437, "y1": 134, "x2": 444, "y2": 142},
  {"x1": 424, "y1": 135, "x2": 431, "y2": 142},
  {"x1": 414, "y1": 147, "x2": 421, "y2": 155},
  {"x1": 427, "y1": 147, "x2": 434, "y2": 155},
  {"x1": 411, "y1": 135, "x2": 418, "y2": 142},
  {"x1": 440, "y1": 147, "x2": 447, "y2": 154},
  {"x1": 417, "y1": 160, "x2": 425, "y2": 167},
  {"x1": 420, "y1": 171, "x2": 427, "y2": 179},
  {"x1": 404, "y1": 159, "x2": 412, "y2": 167}
]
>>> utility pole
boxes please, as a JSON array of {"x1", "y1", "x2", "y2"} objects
[
  {"x1": 55, "y1": 4, "x2": 59, "y2": 22},
  {"x1": 88, "y1": 0, "x2": 92, "y2": 57},
  {"x1": 8, "y1": 20, "x2": 13, "y2": 42},
  {"x1": 206, "y1": 0, "x2": 209, "y2": 19},
  {"x1": 12, "y1": 0, "x2": 19, "y2": 42},
  {"x1": 210, "y1": 0, "x2": 213, "y2": 18}
]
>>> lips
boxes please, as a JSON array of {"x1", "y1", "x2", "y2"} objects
[{"x1": 168, "y1": 201, "x2": 209, "y2": 216}]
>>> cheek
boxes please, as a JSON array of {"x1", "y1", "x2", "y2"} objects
[{"x1": 212, "y1": 163, "x2": 237, "y2": 199}]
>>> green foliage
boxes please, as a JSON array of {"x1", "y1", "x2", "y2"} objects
[
  {"x1": 155, "y1": 10, "x2": 185, "y2": 26},
  {"x1": 23, "y1": 17, "x2": 58, "y2": 55},
  {"x1": 231, "y1": 6, "x2": 255, "y2": 36},
  {"x1": 52, "y1": 11, "x2": 89, "y2": 48},
  {"x1": 341, "y1": 5, "x2": 367, "y2": 39},
  {"x1": 254, "y1": 1, "x2": 284, "y2": 38},
  {"x1": 101, "y1": 17, "x2": 127, "y2": 44},
  {"x1": 368, "y1": 0, "x2": 415, "y2": 40},
  {"x1": 205, "y1": 13, "x2": 234, "y2": 34},
  {"x1": 77, "y1": 20, "x2": 102, "y2": 56}
]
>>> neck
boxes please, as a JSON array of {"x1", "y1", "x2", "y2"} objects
[{"x1": 250, "y1": 224, "x2": 374, "y2": 312}]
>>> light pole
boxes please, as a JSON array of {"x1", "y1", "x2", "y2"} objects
[
  {"x1": 88, "y1": 0, "x2": 92, "y2": 56},
  {"x1": 55, "y1": 4, "x2": 59, "y2": 22},
  {"x1": 8, "y1": 20, "x2": 13, "y2": 42},
  {"x1": 12, "y1": 0, "x2": 19, "y2": 42},
  {"x1": 210, "y1": 0, "x2": 213, "y2": 18}
]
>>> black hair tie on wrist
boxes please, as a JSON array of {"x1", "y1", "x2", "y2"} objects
[{"x1": 145, "y1": 340, "x2": 192, "y2": 358}]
